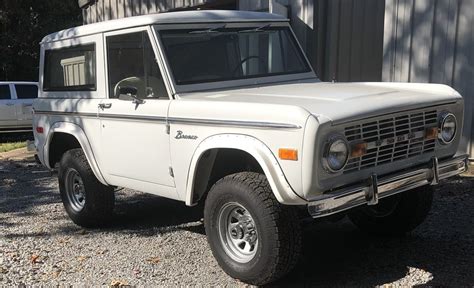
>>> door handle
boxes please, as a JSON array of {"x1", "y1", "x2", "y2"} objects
[
  {"x1": 6, "y1": 103, "x2": 14, "y2": 106},
  {"x1": 98, "y1": 103, "x2": 112, "y2": 109}
]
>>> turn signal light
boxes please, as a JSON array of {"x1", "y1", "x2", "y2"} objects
[
  {"x1": 279, "y1": 148, "x2": 298, "y2": 161},
  {"x1": 36, "y1": 126, "x2": 44, "y2": 134},
  {"x1": 351, "y1": 142, "x2": 368, "y2": 158},
  {"x1": 425, "y1": 127, "x2": 438, "y2": 140}
]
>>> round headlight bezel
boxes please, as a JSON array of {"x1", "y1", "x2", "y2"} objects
[
  {"x1": 322, "y1": 135, "x2": 350, "y2": 173},
  {"x1": 439, "y1": 112, "x2": 457, "y2": 145}
]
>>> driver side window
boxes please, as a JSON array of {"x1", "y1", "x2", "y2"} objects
[{"x1": 106, "y1": 31, "x2": 168, "y2": 99}]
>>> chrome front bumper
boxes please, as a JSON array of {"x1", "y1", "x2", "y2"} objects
[{"x1": 308, "y1": 155, "x2": 468, "y2": 218}]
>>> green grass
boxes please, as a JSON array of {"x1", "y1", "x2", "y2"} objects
[{"x1": 0, "y1": 141, "x2": 27, "y2": 153}]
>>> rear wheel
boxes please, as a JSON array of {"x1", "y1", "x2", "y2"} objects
[
  {"x1": 348, "y1": 185, "x2": 434, "y2": 236},
  {"x1": 204, "y1": 172, "x2": 302, "y2": 285},
  {"x1": 58, "y1": 148, "x2": 114, "y2": 228}
]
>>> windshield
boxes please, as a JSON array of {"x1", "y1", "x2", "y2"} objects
[{"x1": 157, "y1": 25, "x2": 311, "y2": 85}]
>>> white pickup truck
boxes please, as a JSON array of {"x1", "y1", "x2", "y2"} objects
[
  {"x1": 33, "y1": 11, "x2": 468, "y2": 285},
  {"x1": 0, "y1": 81, "x2": 38, "y2": 133}
]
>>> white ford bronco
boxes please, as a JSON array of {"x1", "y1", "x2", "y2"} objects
[{"x1": 33, "y1": 11, "x2": 468, "y2": 285}]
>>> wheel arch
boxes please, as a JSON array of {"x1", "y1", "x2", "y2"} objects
[
  {"x1": 185, "y1": 134, "x2": 306, "y2": 206},
  {"x1": 44, "y1": 122, "x2": 107, "y2": 185}
]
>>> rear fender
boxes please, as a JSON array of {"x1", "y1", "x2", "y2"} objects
[{"x1": 44, "y1": 122, "x2": 107, "y2": 185}]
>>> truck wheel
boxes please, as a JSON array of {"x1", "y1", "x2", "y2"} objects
[
  {"x1": 348, "y1": 185, "x2": 434, "y2": 236},
  {"x1": 58, "y1": 148, "x2": 114, "y2": 228},
  {"x1": 204, "y1": 172, "x2": 302, "y2": 285}
]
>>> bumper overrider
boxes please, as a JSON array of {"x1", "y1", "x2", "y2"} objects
[{"x1": 308, "y1": 155, "x2": 468, "y2": 218}]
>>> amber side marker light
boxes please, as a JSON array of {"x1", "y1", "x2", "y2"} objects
[
  {"x1": 425, "y1": 127, "x2": 438, "y2": 140},
  {"x1": 279, "y1": 148, "x2": 298, "y2": 161},
  {"x1": 351, "y1": 142, "x2": 368, "y2": 158}
]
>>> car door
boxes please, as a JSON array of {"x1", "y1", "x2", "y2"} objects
[
  {"x1": 0, "y1": 84, "x2": 17, "y2": 128},
  {"x1": 13, "y1": 83, "x2": 38, "y2": 127},
  {"x1": 99, "y1": 27, "x2": 176, "y2": 198}
]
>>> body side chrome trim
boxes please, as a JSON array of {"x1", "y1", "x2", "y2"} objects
[
  {"x1": 168, "y1": 117, "x2": 301, "y2": 129},
  {"x1": 101, "y1": 114, "x2": 167, "y2": 122},
  {"x1": 34, "y1": 110, "x2": 301, "y2": 129},
  {"x1": 34, "y1": 110, "x2": 98, "y2": 118}
]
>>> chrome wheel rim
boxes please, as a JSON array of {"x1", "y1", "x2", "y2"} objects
[
  {"x1": 65, "y1": 168, "x2": 86, "y2": 212},
  {"x1": 218, "y1": 202, "x2": 258, "y2": 263}
]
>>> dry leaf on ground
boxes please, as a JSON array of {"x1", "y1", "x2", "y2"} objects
[
  {"x1": 146, "y1": 256, "x2": 160, "y2": 264},
  {"x1": 30, "y1": 254, "x2": 40, "y2": 264},
  {"x1": 77, "y1": 255, "x2": 89, "y2": 262},
  {"x1": 110, "y1": 279, "x2": 129, "y2": 287}
]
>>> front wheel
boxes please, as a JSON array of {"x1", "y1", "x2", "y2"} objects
[
  {"x1": 348, "y1": 185, "x2": 434, "y2": 236},
  {"x1": 204, "y1": 172, "x2": 302, "y2": 285}
]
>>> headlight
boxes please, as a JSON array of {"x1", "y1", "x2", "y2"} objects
[
  {"x1": 323, "y1": 135, "x2": 349, "y2": 172},
  {"x1": 439, "y1": 113, "x2": 457, "y2": 144}
]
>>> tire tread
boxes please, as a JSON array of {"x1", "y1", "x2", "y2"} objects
[
  {"x1": 205, "y1": 172, "x2": 301, "y2": 285},
  {"x1": 59, "y1": 148, "x2": 114, "y2": 228}
]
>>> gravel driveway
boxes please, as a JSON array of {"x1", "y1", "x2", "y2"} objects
[{"x1": 1, "y1": 149, "x2": 473, "y2": 286}]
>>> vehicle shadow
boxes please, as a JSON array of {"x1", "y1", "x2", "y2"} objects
[
  {"x1": 271, "y1": 175, "x2": 474, "y2": 287},
  {"x1": 109, "y1": 191, "x2": 205, "y2": 236}
]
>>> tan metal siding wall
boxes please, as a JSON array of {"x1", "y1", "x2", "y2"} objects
[
  {"x1": 323, "y1": 0, "x2": 385, "y2": 82},
  {"x1": 383, "y1": 0, "x2": 474, "y2": 159},
  {"x1": 83, "y1": 0, "x2": 213, "y2": 24}
]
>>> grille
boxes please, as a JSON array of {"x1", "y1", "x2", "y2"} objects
[{"x1": 344, "y1": 110, "x2": 438, "y2": 173}]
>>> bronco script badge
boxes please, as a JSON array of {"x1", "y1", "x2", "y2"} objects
[{"x1": 175, "y1": 130, "x2": 198, "y2": 140}]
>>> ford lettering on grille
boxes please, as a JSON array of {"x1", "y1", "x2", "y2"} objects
[{"x1": 344, "y1": 109, "x2": 438, "y2": 173}]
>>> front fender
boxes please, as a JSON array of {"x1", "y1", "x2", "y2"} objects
[
  {"x1": 44, "y1": 122, "x2": 107, "y2": 185},
  {"x1": 185, "y1": 134, "x2": 307, "y2": 206}
]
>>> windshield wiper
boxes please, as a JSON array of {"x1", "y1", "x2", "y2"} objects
[
  {"x1": 189, "y1": 24, "x2": 226, "y2": 34},
  {"x1": 238, "y1": 24, "x2": 271, "y2": 33}
]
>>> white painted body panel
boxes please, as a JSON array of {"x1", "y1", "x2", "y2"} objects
[
  {"x1": 33, "y1": 98, "x2": 103, "y2": 181},
  {"x1": 180, "y1": 80, "x2": 462, "y2": 124},
  {"x1": 98, "y1": 99, "x2": 177, "y2": 198}
]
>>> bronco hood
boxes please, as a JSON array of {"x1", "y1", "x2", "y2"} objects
[{"x1": 180, "y1": 80, "x2": 462, "y2": 124}]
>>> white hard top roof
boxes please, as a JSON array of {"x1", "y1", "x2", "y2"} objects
[{"x1": 41, "y1": 10, "x2": 287, "y2": 43}]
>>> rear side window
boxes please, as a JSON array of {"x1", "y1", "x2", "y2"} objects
[
  {"x1": 15, "y1": 85, "x2": 38, "y2": 99},
  {"x1": 43, "y1": 44, "x2": 96, "y2": 91},
  {"x1": 0, "y1": 85, "x2": 11, "y2": 100}
]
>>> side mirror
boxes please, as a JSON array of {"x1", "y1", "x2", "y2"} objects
[{"x1": 117, "y1": 86, "x2": 144, "y2": 104}]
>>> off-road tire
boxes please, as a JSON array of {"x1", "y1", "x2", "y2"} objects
[
  {"x1": 58, "y1": 148, "x2": 114, "y2": 228},
  {"x1": 348, "y1": 185, "x2": 434, "y2": 236},
  {"x1": 204, "y1": 172, "x2": 302, "y2": 285}
]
